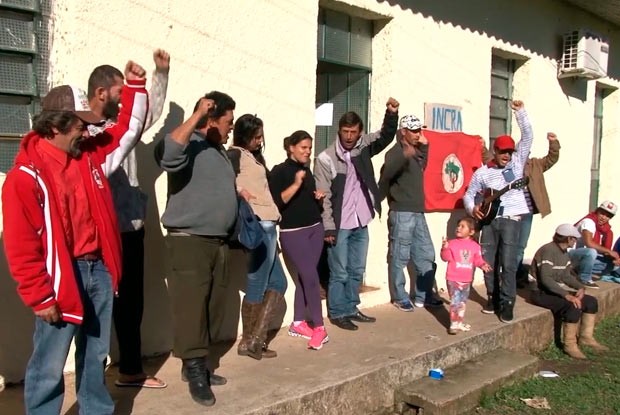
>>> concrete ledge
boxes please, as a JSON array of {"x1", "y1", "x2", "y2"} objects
[
  {"x1": 1, "y1": 283, "x2": 619, "y2": 415},
  {"x1": 246, "y1": 283, "x2": 620, "y2": 415},
  {"x1": 394, "y1": 348, "x2": 538, "y2": 415}
]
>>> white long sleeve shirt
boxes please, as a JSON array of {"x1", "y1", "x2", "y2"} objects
[{"x1": 463, "y1": 108, "x2": 533, "y2": 218}]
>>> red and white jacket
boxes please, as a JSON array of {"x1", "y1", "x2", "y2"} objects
[{"x1": 2, "y1": 80, "x2": 148, "y2": 324}]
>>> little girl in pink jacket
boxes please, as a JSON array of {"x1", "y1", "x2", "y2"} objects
[{"x1": 441, "y1": 217, "x2": 492, "y2": 334}]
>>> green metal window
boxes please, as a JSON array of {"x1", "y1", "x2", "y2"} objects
[
  {"x1": 589, "y1": 87, "x2": 605, "y2": 211},
  {"x1": 315, "y1": 8, "x2": 371, "y2": 155},
  {"x1": 0, "y1": 0, "x2": 50, "y2": 172},
  {"x1": 489, "y1": 55, "x2": 515, "y2": 146}
]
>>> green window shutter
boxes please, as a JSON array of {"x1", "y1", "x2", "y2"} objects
[
  {"x1": 315, "y1": 8, "x2": 371, "y2": 155},
  {"x1": 589, "y1": 87, "x2": 605, "y2": 211},
  {"x1": 349, "y1": 17, "x2": 372, "y2": 68},
  {"x1": 489, "y1": 55, "x2": 514, "y2": 146},
  {"x1": 0, "y1": 0, "x2": 47, "y2": 172}
]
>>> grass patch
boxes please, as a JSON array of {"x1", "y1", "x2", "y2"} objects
[{"x1": 472, "y1": 314, "x2": 620, "y2": 415}]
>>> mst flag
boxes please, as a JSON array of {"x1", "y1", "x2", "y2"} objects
[{"x1": 423, "y1": 131, "x2": 482, "y2": 211}]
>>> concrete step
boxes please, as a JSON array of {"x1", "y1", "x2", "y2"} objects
[
  {"x1": 394, "y1": 348, "x2": 538, "y2": 415},
  {"x1": 1, "y1": 283, "x2": 618, "y2": 415}
]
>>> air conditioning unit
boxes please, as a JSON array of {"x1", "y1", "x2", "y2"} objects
[{"x1": 558, "y1": 29, "x2": 609, "y2": 80}]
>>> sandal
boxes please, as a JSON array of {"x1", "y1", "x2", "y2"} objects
[{"x1": 115, "y1": 374, "x2": 167, "y2": 389}]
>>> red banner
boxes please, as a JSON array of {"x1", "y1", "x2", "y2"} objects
[{"x1": 423, "y1": 131, "x2": 483, "y2": 211}]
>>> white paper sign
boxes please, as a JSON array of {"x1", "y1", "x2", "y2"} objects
[{"x1": 315, "y1": 103, "x2": 334, "y2": 126}]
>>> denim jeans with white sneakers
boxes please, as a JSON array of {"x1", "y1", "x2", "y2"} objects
[
  {"x1": 24, "y1": 259, "x2": 114, "y2": 415},
  {"x1": 568, "y1": 247, "x2": 619, "y2": 283},
  {"x1": 387, "y1": 211, "x2": 436, "y2": 305}
]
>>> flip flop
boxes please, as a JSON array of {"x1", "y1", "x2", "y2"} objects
[{"x1": 115, "y1": 375, "x2": 167, "y2": 389}]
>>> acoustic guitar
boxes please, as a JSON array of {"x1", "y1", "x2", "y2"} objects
[{"x1": 474, "y1": 177, "x2": 529, "y2": 229}]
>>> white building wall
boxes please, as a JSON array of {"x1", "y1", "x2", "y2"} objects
[{"x1": 1, "y1": 0, "x2": 619, "y2": 381}]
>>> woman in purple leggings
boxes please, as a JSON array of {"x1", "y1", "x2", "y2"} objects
[{"x1": 268, "y1": 130, "x2": 328, "y2": 351}]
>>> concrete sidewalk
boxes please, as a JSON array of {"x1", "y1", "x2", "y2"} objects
[{"x1": 1, "y1": 283, "x2": 619, "y2": 415}]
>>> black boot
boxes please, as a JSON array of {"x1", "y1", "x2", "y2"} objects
[
  {"x1": 181, "y1": 360, "x2": 227, "y2": 386},
  {"x1": 182, "y1": 358, "x2": 215, "y2": 406}
]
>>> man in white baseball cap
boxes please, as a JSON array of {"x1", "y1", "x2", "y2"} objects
[
  {"x1": 529, "y1": 223, "x2": 609, "y2": 359},
  {"x1": 568, "y1": 200, "x2": 620, "y2": 288},
  {"x1": 378, "y1": 114, "x2": 445, "y2": 312}
]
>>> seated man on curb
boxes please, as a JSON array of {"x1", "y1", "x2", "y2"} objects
[
  {"x1": 568, "y1": 200, "x2": 620, "y2": 288},
  {"x1": 529, "y1": 223, "x2": 609, "y2": 359}
]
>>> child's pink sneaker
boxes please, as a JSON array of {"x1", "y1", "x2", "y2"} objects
[
  {"x1": 288, "y1": 321, "x2": 313, "y2": 339},
  {"x1": 307, "y1": 326, "x2": 329, "y2": 350}
]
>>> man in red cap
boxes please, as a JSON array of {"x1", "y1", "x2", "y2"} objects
[
  {"x1": 2, "y1": 61, "x2": 148, "y2": 414},
  {"x1": 463, "y1": 100, "x2": 533, "y2": 323}
]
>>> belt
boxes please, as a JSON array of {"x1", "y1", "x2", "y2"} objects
[
  {"x1": 168, "y1": 230, "x2": 192, "y2": 237},
  {"x1": 76, "y1": 253, "x2": 101, "y2": 261},
  {"x1": 167, "y1": 230, "x2": 227, "y2": 241}
]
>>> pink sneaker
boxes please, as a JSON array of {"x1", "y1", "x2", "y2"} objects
[
  {"x1": 307, "y1": 326, "x2": 329, "y2": 350},
  {"x1": 288, "y1": 321, "x2": 313, "y2": 339}
]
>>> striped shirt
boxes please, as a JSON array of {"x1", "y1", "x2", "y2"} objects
[{"x1": 463, "y1": 109, "x2": 533, "y2": 217}]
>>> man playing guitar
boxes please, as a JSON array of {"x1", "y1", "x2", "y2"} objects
[{"x1": 463, "y1": 100, "x2": 533, "y2": 323}]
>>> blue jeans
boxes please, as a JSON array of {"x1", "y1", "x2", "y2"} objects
[
  {"x1": 25, "y1": 260, "x2": 114, "y2": 415},
  {"x1": 515, "y1": 213, "x2": 533, "y2": 269},
  {"x1": 245, "y1": 221, "x2": 288, "y2": 303},
  {"x1": 387, "y1": 211, "x2": 436, "y2": 304},
  {"x1": 480, "y1": 217, "x2": 521, "y2": 304},
  {"x1": 327, "y1": 226, "x2": 369, "y2": 318},
  {"x1": 568, "y1": 247, "x2": 619, "y2": 283}
]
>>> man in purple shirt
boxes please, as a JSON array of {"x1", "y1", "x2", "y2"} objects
[{"x1": 314, "y1": 98, "x2": 399, "y2": 330}]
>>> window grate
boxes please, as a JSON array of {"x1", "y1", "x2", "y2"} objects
[
  {"x1": 0, "y1": 98, "x2": 33, "y2": 136},
  {"x1": 0, "y1": 138, "x2": 20, "y2": 172},
  {"x1": 0, "y1": 0, "x2": 39, "y2": 12},
  {"x1": 0, "y1": 53, "x2": 35, "y2": 95},
  {"x1": 0, "y1": 16, "x2": 36, "y2": 53},
  {"x1": 488, "y1": 55, "x2": 514, "y2": 144},
  {"x1": 0, "y1": 0, "x2": 49, "y2": 155},
  {"x1": 315, "y1": 8, "x2": 372, "y2": 155}
]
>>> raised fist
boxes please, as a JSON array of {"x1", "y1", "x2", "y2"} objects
[
  {"x1": 510, "y1": 100, "x2": 524, "y2": 111},
  {"x1": 386, "y1": 97, "x2": 400, "y2": 113},
  {"x1": 124, "y1": 61, "x2": 146, "y2": 81},
  {"x1": 196, "y1": 98, "x2": 215, "y2": 116},
  {"x1": 153, "y1": 49, "x2": 170, "y2": 72}
]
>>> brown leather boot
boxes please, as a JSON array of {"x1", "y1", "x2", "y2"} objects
[
  {"x1": 579, "y1": 313, "x2": 609, "y2": 352},
  {"x1": 247, "y1": 290, "x2": 283, "y2": 360},
  {"x1": 262, "y1": 291, "x2": 286, "y2": 358},
  {"x1": 237, "y1": 300, "x2": 261, "y2": 357},
  {"x1": 563, "y1": 322, "x2": 587, "y2": 359}
]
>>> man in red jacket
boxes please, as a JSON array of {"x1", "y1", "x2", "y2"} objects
[{"x1": 2, "y1": 61, "x2": 148, "y2": 415}]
